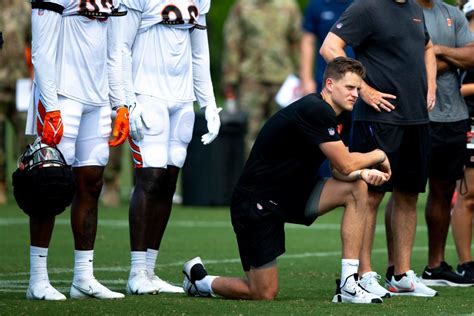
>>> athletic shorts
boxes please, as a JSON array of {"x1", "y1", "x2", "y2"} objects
[
  {"x1": 35, "y1": 95, "x2": 111, "y2": 167},
  {"x1": 465, "y1": 119, "x2": 474, "y2": 168},
  {"x1": 129, "y1": 95, "x2": 195, "y2": 169},
  {"x1": 230, "y1": 180, "x2": 326, "y2": 271},
  {"x1": 429, "y1": 120, "x2": 468, "y2": 181},
  {"x1": 351, "y1": 122, "x2": 430, "y2": 193}
]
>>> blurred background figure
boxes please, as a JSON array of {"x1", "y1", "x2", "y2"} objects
[
  {"x1": 299, "y1": 0, "x2": 354, "y2": 95},
  {"x1": 0, "y1": 0, "x2": 33, "y2": 205},
  {"x1": 451, "y1": 0, "x2": 474, "y2": 283},
  {"x1": 222, "y1": 0, "x2": 302, "y2": 156}
]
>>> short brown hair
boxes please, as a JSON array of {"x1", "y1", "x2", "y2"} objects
[{"x1": 322, "y1": 57, "x2": 366, "y2": 86}]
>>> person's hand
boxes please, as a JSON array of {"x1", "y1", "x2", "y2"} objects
[
  {"x1": 201, "y1": 104, "x2": 222, "y2": 145},
  {"x1": 375, "y1": 149, "x2": 391, "y2": 179},
  {"x1": 109, "y1": 107, "x2": 129, "y2": 147},
  {"x1": 129, "y1": 103, "x2": 151, "y2": 142},
  {"x1": 360, "y1": 169, "x2": 390, "y2": 186},
  {"x1": 41, "y1": 110, "x2": 63, "y2": 146},
  {"x1": 360, "y1": 82, "x2": 396, "y2": 113},
  {"x1": 427, "y1": 88, "x2": 436, "y2": 112}
]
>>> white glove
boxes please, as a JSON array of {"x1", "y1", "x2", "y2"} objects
[
  {"x1": 201, "y1": 104, "x2": 222, "y2": 145},
  {"x1": 129, "y1": 103, "x2": 151, "y2": 142}
]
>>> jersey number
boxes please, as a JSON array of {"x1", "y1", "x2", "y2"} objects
[
  {"x1": 78, "y1": 0, "x2": 113, "y2": 12},
  {"x1": 162, "y1": 5, "x2": 198, "y2": 25}
]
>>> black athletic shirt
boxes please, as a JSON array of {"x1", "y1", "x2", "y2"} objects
[
  {"x1": 234, "y1": 94, "x2": 341, "y2": 224},
  {"x1": 330, "y1": 0, "x2": 430, "y2": 125},
  {"x1": 463, "y1": 70, "x2": 474, "y2": 117}
]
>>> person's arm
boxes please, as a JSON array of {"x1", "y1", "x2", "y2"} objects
[
  {"x1": 424, "y1": 39, "x2": 437, "y2": 112},
  {"x1": 331, "y1": 167, "x2": 389, "y2": 186},
  {"x1": 461, "y1": 82, "x2": 474, "y2": 97},
  {"x1": 191, "y1": 15, "x2": 222, "y2": 145},
  {"x1": 299, "y1": 32, "x2": 317, "y2": 94},
  {"x1": 320, "y1": 32, "x2": 396, "y2": 112},
  {"x1": 319, "y1": 140, "x2": 390, "y2": 177},
  {"x1": 221, "y1": 4, "x2": 242, "y2": 97}
]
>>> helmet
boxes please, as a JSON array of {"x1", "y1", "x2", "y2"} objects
[{"x1": 12, "y1": 138, "x2": 75, "y2": 217}]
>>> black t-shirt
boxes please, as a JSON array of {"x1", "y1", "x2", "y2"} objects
[
  {"x1": 330, "y1": 0, "x2": 430, "y2": 125},
  {"x1": 463, "y1": 70, "x2": 474, "y2": 116},
  {"x1": 234, "y1": 94, "x2": 341, "y2": 224}
]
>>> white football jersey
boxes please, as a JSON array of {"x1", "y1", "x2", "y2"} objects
[
  {"x1": 31, "y1": 0, "x2": 123, "y2": 109},
  {"x1": 121, "y1": 0, "x2": 215, "y2": 105}
]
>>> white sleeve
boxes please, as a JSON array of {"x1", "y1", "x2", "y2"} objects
[
  {"x1": 121, "y1": 6, "x2": 141, "y2": 106},
  {"x1": 191, "y1": 15, "x2": 216, "y2": 109},
  {"x1": 108, "y1": 16, "x2": 126, "y2": 109},
  {"x1": 31, "y1": 9, "x2": 61, "y2": 112}
]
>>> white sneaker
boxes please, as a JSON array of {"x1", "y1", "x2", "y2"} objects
[
  {"x1": 26, "y1": 281, "x2": 67, "y2": 301},
  {"x1": 70, "y1": 277, "x2": 124, "y2": 299},
  {"x1": 182, "y1": 257, "x2": 211, "y2": 297},
  {"x1": 332, "y1": 274, "x2": 383, "y2": 304},
  {"x1": 126, "y1": 270, "x2": 158, "y2": 295},
  {"x1": 386, "y1": 270, "x2": 438, "y2": 297},
  {"x1": 149, "y1": 273, "x2": 184, "y2": 293},
  {"x1": 359, "y1": 271, "x2": 391, "y2": 298}
]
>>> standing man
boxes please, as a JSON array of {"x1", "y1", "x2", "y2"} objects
[
  {"x1": 415, "y1": 0, "x2": 474, "y2": 287},
  {"x1": 25, "y1": 0, "x2": 129, "y2": 300},
  {"x1": 222, "y1": 0, "x2": 302, "y2": 156},
  {"x1": 120, "y1": 0, "x2": 221, "y2": 295},
  {"x1": 182, "y1": 57, "x2": 391, "y2": 303},
  {"x1": 300, "y1": 0, "x2": 353, "y2": 95},
  {"x1": 0, "y1": 0, "x2": 33, "y2": 205},
  {"x1": 451, "y1": 0, "x2": 474, "y2": 283},
  {"x1": 320, "y1": 0, "x2": 438, "y2": 297}
]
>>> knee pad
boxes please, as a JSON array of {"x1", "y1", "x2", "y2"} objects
[
  {"x1": 86, "y1": 142, "x2": 110, "y2": 166},
  {"x1": 168, "y1": 143, "x2": 187, "y2": 168},
  {"x1": 58, "y1": 141, "x2": 76, "y2": 166},
  {"x1": 173, "y1": 109, "x2": 194, "y2": 144}
]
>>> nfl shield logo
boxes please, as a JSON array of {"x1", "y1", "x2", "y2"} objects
[{"x1": 328, "y1": 128, "x2": 336, "y2": 136}]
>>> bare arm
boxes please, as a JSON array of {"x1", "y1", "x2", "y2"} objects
[
  {"x1": 434, "y1": 42, "x2": 474, "y2": 71},
  {"x1": 331, "y1": 167, "x2": 389, "y2": 186},
  {"x1": 461, "y1": 83, "x2": 474, "y2": 97},
  {"x1": 299, "y1": 32, "x2": 317, "y2": 94},
  {"x1": 425, "y1": 40, "x2": 437, "y2": 112}
]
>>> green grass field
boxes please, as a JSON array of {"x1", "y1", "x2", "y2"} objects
[{"x1": 1, "y1": 195, "x2": 473, "y2": 315}]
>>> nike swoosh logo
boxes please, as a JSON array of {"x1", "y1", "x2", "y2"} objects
[
  {"x1": 73, "y1": 284, "x2": 94, "y2": 296},
  {"x1": 343, "y1": 289, "x2": 357, "y2": 296},
  {"x1": 38, "y1": 255, "x2": 47, "y2": 258},
  {"x1": 425, "y1": 271, "x2": 432, "y2": 276},
  {"x1": 456, "y1": 270, "x2": 466, "y2": 277}
]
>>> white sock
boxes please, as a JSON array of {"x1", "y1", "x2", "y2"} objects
[
  {"x1": 73, "y1": 250, "x2": 94, "y2": 282},
  {"x1": 29, "y1": 246, "x2": 49, "y2": 285},
  {"x1": 146, "y1": 248, "x2": 158, "y2": 276},
  {"x1": 341, "y1": 259, "x2": 359, "y2": 285},
  {"x1": 195, "y1": 275, "x2": 218, "y2": 295},
  {"x1": 130, "y1": 251, "x2": 147, "y2": 275}
]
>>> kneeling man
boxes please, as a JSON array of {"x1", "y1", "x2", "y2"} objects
[{"x1": 183, "y1": 57, "x2": 391, "y2": 304}]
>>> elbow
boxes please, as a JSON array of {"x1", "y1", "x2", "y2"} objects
[{"x1": 336, "y1": 161, "x2": 358, "y2": 176}]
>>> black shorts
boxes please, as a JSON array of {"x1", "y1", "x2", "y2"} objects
[
  {"x1": 351, "y1": 122, "x2": 430, "y2": 193},
  {"x1": 465, "y1": 119, "x2": 474, "y2": 168},
  {"x1": 429, "y1": 120, "x2": 468, "y2": 181},
  {"x1": 230, "y1": 190, "x2": 285, "y2": 272}
]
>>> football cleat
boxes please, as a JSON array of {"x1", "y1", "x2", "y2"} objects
[
  {"x1": 126, "y1": 270, "x2": 158, "y2": 295},
  {"x1": 26, "y1": 281, "x2": 66, "y2": 301},
  {"x1": 359, "y1": 271, "x2": 391, "y2": 298},
  {"x1": 148, "y1": 273, "x2": 184, "y2": 293},
  {"x1": 182, "y1": 257, "x2": 211, "y2": 297},
  {"x1": 332, "y1": 273, "x2": 383, "y2": 304},
  {"x1": 386, "y1": 270, "x2": 438, "y2": 297},
  {"x1": 70, "y1": 277, "x2": 124, "y2": 299}
]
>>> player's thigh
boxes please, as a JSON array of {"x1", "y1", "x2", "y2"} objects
[
  {"x1": 54, "y1": 96, "x2": 84, "y2": 165},
  {"x1": 168, "y1": 102, "x2": 194, "y2": 168},
  {"x1": 73, "y1": 105, "x2": 111, "y2": 167},
  {"x1": 317, "y1": 178, "x2": 367, "y2": 216},
  {"x1": 130, "y1": 95, "x2": 170, "y2": 168}
]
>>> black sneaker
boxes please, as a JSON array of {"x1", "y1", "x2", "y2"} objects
[
  {"x1": 456, "y1": 261, "x2": 474, "y2": 282},
  {"x1": 421, "y1": 261, "x2": 474, "y2": 287}
]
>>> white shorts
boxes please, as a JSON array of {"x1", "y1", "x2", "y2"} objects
[
  {"x1": 129, "y1": 95, "x2": 195, "y2": 168},
  {"x1": 33, "y1": 94, "x2": 111, "y2": 167}
]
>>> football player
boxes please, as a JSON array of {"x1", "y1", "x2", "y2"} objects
[
  {"x1": 24, "y1": 0, "x2": 129, "y2": 300},
  {"x1": 119, "y1": 0, "x2": 221, "y2": 294}
]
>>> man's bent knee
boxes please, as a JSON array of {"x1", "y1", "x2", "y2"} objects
[{"x1": 250, "y1": 285, "x2": 278, "y2": 301}]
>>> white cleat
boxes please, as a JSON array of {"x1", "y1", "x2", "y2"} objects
[
  {"x1": 126, "y1": 270, "x2": 158, "y2": 295},
  {"x1": 70, "y1": 277, "x2": 124, "y2": 299},
  {"x1": 149, "y1": 273, "x2": 184, "y2": 293},
  {"x1": 182, "y1": 257, "x2": 211, "y2": 297},
  {"x1": 332, "y1": 273, "x2": 383, "y2": 304},
  {"x1": 26, "y1": 281, "x2": 67, "y2": 301},
  {"x1": 386, "y1": 270, "x2": 438, "y2": 297},
  {"x1": 359, "y1": 271, "x2": 391, "y2": 298}
]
